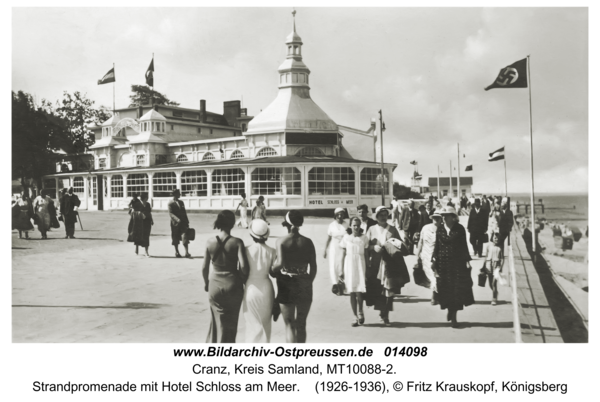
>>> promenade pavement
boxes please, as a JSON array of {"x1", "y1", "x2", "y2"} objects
[{"x1": 12, "y1": 211, "x2": 515, "y2": 343}]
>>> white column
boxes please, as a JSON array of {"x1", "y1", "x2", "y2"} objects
[
  {"x1": 175, "y1": 170, "x2": 182, "y2": 190},
  {"x1": 206, "y1": 168, "x2": 213, "y2": 208},
  {"x1": 105, "y1": 175, "x2": 112, "y2": 210},
  {"x1": 147, "y1": 172, "x2": 154, "y2": 199},
  {"x1": 357, "y1": 166, "x2": 362, "y2": 206},
  {"x1": 83, "y1": 175, "x2": 89, "y2": 210},
  {"x1": 123, "y1": 173, "x2": 128, "y2": 199},
  {"x1": 245, "y1": 167, "x2": 251, "y2": 201}
]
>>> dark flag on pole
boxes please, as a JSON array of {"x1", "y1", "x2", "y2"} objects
[
  {"x1": 145, "y1": 58, "x2": 154, "y2": 87},
  {"x1": 97, "y1": 67, "x2": 115, "y2": 85},
  {"x1": 465, "y1": 165, "x2": 473, "y2": 172},
  {"x1": 488, "y1": 147, "x2": 505, "y2": 162},
  {"x1": 484, "y1": 58, "x2": 528, "y2": 91},
  {"x1": 409, "y1": 160, "x2": 417, "y2": 165}
]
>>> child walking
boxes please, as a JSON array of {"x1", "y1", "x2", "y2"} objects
[
  {"x1": 484, "y1": 232, "x2": 505, "y2": 305},
  {"x1": 340, "y1": 217, "x2": 370, "y2": 327}
]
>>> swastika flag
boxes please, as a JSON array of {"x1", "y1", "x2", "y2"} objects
[{"x1": 484, "y1": 58, "x2": 528, "y2": 91}]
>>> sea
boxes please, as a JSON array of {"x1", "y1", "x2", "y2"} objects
[{"x1": 509, "y1": 193, "x2": 588, "y2": 227}]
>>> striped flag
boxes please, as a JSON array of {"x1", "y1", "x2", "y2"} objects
[
  {"x1": 97, "y1": 67, "x2": 115, "y2": 85},
  {"x1": 465, "y1": 165, "x2": 473, "y2": 171},
  {"x1": 488, "y1": 147, "x2": 505, "y2": 162}
]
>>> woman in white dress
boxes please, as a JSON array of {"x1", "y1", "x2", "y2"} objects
[
  {"x1": 243, "y1": 219, "x2": 277, "y2": 343},
  {"x1": 415, "y1": 208, "x2": 443, "y2": 304},
  {"x1": 340, "y1": 217, "x2": 369, "y2": 327},
  {"x1": 324, "y1": 207, "x2": 348, "y2": 291},
  {"x1": 33, "y1": 190, "x2": 53, "y2": 239},
  {"x1": 236, "y1": 192, "x2": 249, "y2": 229}
]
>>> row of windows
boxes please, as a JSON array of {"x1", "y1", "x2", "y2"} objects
[
  {"x1": 141, "y1": 122, "x2": 165, "y2": 133},
  {"x1": 105, "y1": 167, "x2": 388, "y2": 197},
  {"x1": 279, "y1": 72, "x2": 309, "y2": 85}
]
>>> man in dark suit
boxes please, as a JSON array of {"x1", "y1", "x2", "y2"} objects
[
  {"x1": 399, "y1": 200, "x2": 420, "y2": 246},
  {"x1": 467, "y1": 198, "x2": 487, "y2": 257},
  {"x1": 59, "y1": 187, "x2": 81, "y2": 239},
  {"x1": 499, "y1": 197, "x2": 514, "y2": 250},
  {"x1": 168, "y1": 189, "x2": 191, "y2": 258}
]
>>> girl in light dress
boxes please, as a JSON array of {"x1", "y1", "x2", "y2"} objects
[
  {"x1": 340, "y1": 217, "x2": 370, "y2": 327},
  {"x1": 323, "y1": 207, "x2": 348, "y2": 292},
  {"x1": 415, "y1": 208, "x2": 443, "y2": 304},
  {"x1": 483, "y1": 232, "x2": 505, "y2": 306},
  {"x1": 33, "y1": 190, "x2": 54, "y2": 239},
  {"x1": 242, "y1": 219, "x2": 276, "y2": 342},
  {"x1": 236, "y1": 192, "x2": 249, "y2": 229}
]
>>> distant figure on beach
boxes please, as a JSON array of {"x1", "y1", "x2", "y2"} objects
[
  {"x1": 59, "y1": 187, "x2": 81, "y2": 239},
  {"x1": 236, "y1": 192, "x2": 249, "y2": 229},
  {"x1": 467, "y1": 198, "x2": 488, "y2": 257},
  {"x1": 168, "y1": 189, "x2": 191, "y2": 258},
  {"x1": 140, "y1": 192, "x2": 153, "y2": 257},
  {"x1": 128, "y1": 193, "x2": 145, "y2": 254},
  {"x1": 433, "y1": 206, "x2": 474, "y2": 328},
  {"x1": 340, "y1": 217, "x2": 370, "y2": 327},
  {"x1": 273, "y1": 210, "x2": 317, "y2": 343},
  {"x1": 13, "y1": 191, "x2": 34, "y2": 239},
  {"x1": 203, "y1": 210, "x2": 248, "y2": 343},
  {"x1": 324, "y1": 207, "x2": 348, "y2": 291},
  {"x1": 498, "y1": 197, "x2": 514, "y2": 249},
  {"x1": 243, "y1": 219, "x2": 276, "y2": 343},
  {"x1": 252, "y1": 195, "x2": 269, "y2": 224},
  {"x1": 399, "y1": 199, "x2": 420, "y2": 245},
  {"x1": 481, "y1": 195, "x2": 491, "y2": 213}
]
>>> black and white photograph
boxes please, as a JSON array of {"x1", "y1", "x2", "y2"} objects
[{"x1": 10, "y1": 5, "x2": 590, "y2": 348}]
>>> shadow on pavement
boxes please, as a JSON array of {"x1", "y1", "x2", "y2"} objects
[
  {"x1": 150, "y1": 256, "x2": 203, "y2": 259},
  {"x1": 67, "y1": 238, "x2": 124, "y2": 241},
  {"x1": 12, "y1": 302, "x2": 168, "y2": 309},
  {"x1": 12, "y1": 247, "x2": 31, "y2": 250}
]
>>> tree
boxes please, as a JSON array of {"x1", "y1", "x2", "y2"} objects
[
  {"x1": 45, "y1": 91, "x2": 111, "y2": 154},
  {"x1": 128, "y1": 85, "x2": 180, "y2": 107},
  {"x1": 393, "y1": 182, "x2": 423, "y2": 200},
  {"x1": 12, "y1": 91, "x2": 69, "y2": 193}
]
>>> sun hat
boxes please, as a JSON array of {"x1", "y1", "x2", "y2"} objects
[
  {"x1": 334, "y1": 207, "x2": 345, "y2": 216},
  {"x1": 431, "y1": 208, "x2": 443, "y2": 218},
  {"x1": 375, "y1": 206, "x2": 389, "y2": 218},
  {"x1": 249, "y1": 219, "x2": 270, "y2": 240},
  {"x1": 441, "y1": 206, "x2": 458, "y2": 216}
]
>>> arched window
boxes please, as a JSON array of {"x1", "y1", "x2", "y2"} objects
[
  {"x1": 127, "y1": 174, "x2": 148, "y2": 195},
  {"x1": 182, "y1": 170, "x2": 208, "y2": 197},
  {"x1": 111, "y1": 175, "x2": 123, "y2": 198},
  {"x1": 212, "y1": 169, "x2": 245, "y2": 196},
  {"x1": 153, "y1": 172, "x2": 177, "y2": 197},
  {"x1": 296, "y1": 147, "x2": 324, "y2": 156},
  {"x1": 230, "y1": 150, "x2": 244, "y2": 159},
  {"x1": 177, "y1": 154, "x2": 189, "y2": 163},
  {"x1": 256, "y1": 147, "x2": 278, "y2": 157},
  {"x1": 202, "y1": 152, "x2": 216, "y2": 161}
]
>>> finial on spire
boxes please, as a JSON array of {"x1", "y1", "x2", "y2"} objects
[{"x1": 292, "y1": 8, "x2": 296, "y2": 32}]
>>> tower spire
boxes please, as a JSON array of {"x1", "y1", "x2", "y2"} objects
[{"x1": 292, "y1": 8, "x2": 296, "y2": 32}]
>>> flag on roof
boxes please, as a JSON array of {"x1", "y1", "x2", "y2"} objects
[
  {"x1": 409, "y1": 160, "x2": 417, "y2": 165},
  {"x1": 485, "y1": 58, "x2": 528, "y2": 91},
  {"x1": 488, "y1": 147, "x2": 505, "y2": 162},
  {"x1": 465, "y1": 165, "x2": 473, "y2": 171},
  {"x1": 97, "y1": 67, "x2": 115, "y2": 85},
  {"x1": 145, "y1": 58, "x2": 154, "y2": 87}
]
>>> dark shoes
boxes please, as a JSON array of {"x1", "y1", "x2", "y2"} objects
[
  {"x1": 175, "y1": 253, "x2": 182, "y2": 258},
  {"x1": 185, "y1": 253, "x2": 192, "y2": 259}
]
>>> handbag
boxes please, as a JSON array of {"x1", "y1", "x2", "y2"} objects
[
  {"x1": 127, "y1": 233, "x2": 134, "y2": 243},
  {"x1": 332, "y1": 279, "x2": 345, "y2": 296},
  {"x1": 272, "y1": 302, "x2": 281, "y2": 322},
  {"x1": 186, "y1": 228, "x2": 196, "y2": 241},
  {"x1": 413, "y1": 260, "x2": 431, "y2": 288},
  {"x1": 478, "y1": 269, "x2": 488, "y2": 287}
]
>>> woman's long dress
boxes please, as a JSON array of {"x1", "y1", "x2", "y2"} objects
[
  {"x1": 140, "y1": 201, "x2": 152, "y2": 248},
  {"x1": 365, "y1": 224, "x2": 401, "y2": 311},
  {"x1": 327, "y1": 220, "x2": 348, "y2": 285},
  {"x1": 128, "y1": 199, "x2": 145, "y2": 245},
  {"x1": 340, "y1": 234, "x2": 368, "y2": 293},
  {"x1": 13, "y1": 199, "x2": 34, "y2": 232},
  {"x1": 433, "y1": 224, "x2": 474, "y2": 311},
  {"x1": 243, "y1": 242, "x2": 276, "y2": 343},
  {"x1": 207, "y1": 236, "x2": 244, "y2": 343},
  {"x1": 33, "y1": 196, "x2": 52, "y2": 234},
  {"x1": 237, "y1": 199, "x2": 249, "y2": 228},
  {"x1": 418, "y1": 223, "x2": 438, "y2": 291}
]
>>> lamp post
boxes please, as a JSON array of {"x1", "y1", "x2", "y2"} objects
[{"x1": 379, "y1": 110, "x2": 386, "y2": 206}]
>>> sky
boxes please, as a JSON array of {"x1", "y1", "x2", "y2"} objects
[{"x1": 12, "y1": 7, "x2": 589, "y2": 194}]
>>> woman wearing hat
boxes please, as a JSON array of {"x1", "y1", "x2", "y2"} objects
[
  {"x1": 273, "y1": 210, "x2": 317, "y2": 343},
  {"x1": 365, "y1": 206, "x2": 403, "y2": 326},
  {"x1": 202, "y1": 210, "x2": 249, "y2": 343},
  {"x1": 415, "y1": 208, "x2": 443, "y2": 304},
  {"x1": 324, "y1": 207, "x2": 348, "y2": 291},
  {"x1": 168, "y1": 189, "x2": 191, "y2": 258},
  {"x1": 432, "y1": 206, "x2": 474, "y2": 328},
  {"x1": 242, "y1": 219, "x2": 277, "y2": 343}
]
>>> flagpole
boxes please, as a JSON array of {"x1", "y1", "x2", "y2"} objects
[
  {"x1": 112, "y1": 63, "x2": 115, "y2": 115},
  {"x1": 457, "y1": 143, "x2": 461, "y2": 199},
  {"x1": 379, "y1": 110, "x2": 385, "y2": 206},
  {"x1": 449, "y1": 160, "x2": 453, "y2": 200},
  {"x1": 504, "y1": 148, "x2": 508, "y2": 196},
  {"x1": 437, "y1": 165, "x2": 440, "y2": 198},
  {"x1": 151, "y1": 53, "x2": 154, "y2": 107},
  {"x1": 527, "y1": 55, "x2": 537, "y2": 261}
]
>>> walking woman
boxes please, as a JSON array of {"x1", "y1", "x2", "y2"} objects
[
  {"x1": 139, "y1": 192, "x2": 153, "y2": 257},
  {"x1": 168, "y1": 189, "x2": 191, "y2": 258},
  {"x1": 252, "y1": 195, "x2": 269, "y2": 224},
  {"x1": 324, "y1": 207, "x2": 348, "y2": 291},
  {"x1": 273, "y1": 210, "x2": 317, "y2": 343},
  {"x1": 128, "y1": 193, "x2": 145, "y2": 255},
  {"x1": 13, "y1": 191, "x2": 34, "y2": 239},
  {"x1": 33, "y1": 190, "x2": 54, "y2": 239},
  {"x1": 365, "y1": 206, "x2": 408, "y2": 326},
  {"x1": 243, "y1": 219, "x2": 276, "y2": 342},
  {"x1": 202, "y1": 210, "x2": 249, "y2": 343},
  {"x1": 432, "y1": 206, "x2": 474, "y2": 328},
  {"x1": 340, "y1": 217, "x2": 369, "y2": 326},
  {"x1": 236, "y1": 192, "x2": 249, "y2": 229},
  {"x1": 415, "y1": 208, "x2": 443, "y2": 304}
]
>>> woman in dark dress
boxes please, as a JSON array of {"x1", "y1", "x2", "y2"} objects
[
  {"x1": 432, "y1": 206, "x2": 474, "y2": 328},
  {"x1": 273, "y1": 210, "x2": 317, "y2": 343},
  {"x1": 202, "y1": 210, "x2": 249, "y2": 343},
  {"x1": 139, "y1": 192, "x2": 153, "y2": 257},
  {"x1": 128, "y1": 193, "x2": 145, "y2": 255}
]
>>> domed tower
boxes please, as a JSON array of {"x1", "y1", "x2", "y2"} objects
[{"x1": 246, "y1": 10, "x2": 339, "y2": 157}]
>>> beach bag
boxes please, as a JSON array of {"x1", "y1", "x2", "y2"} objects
[
  {"x1": 186, "y1": 228, "x2": 196, "y2": 241},
  {"x1": 413, "y1": 261, "x2": 431, "y2": 288}
]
